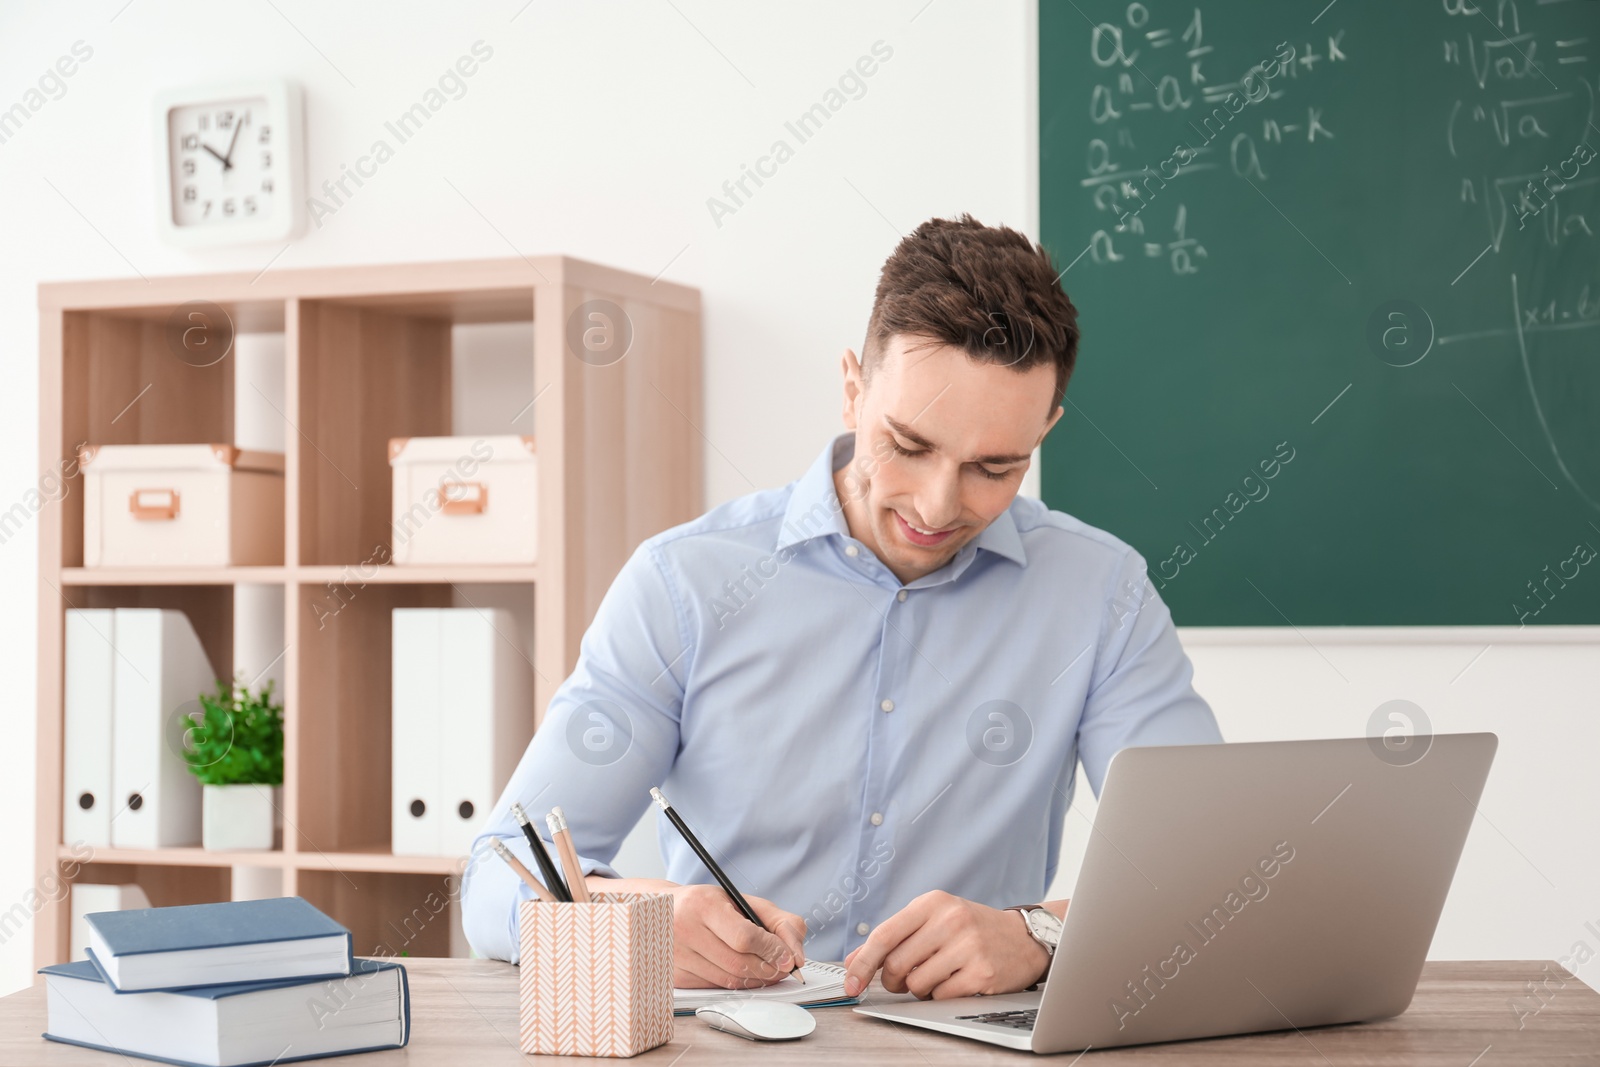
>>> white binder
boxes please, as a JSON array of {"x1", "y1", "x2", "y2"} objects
[
  {"x1": 392, "y1": 608, "x2": 534, "y2": 856},
  {"x1": 438, "y1": 610, "x2": 534, "y2": 856},
  {"x1": 63, "y1": 610, "x2": 116, "y2": 848},
  {"x1": 391, "y1": 609, "x2": 443, "y2": 856},
  {"x1": 110, "y1": 609, "x2": 217, "y2": 849}
]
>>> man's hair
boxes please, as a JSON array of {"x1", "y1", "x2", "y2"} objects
[{"x1": 862, "y1": 214, "x2": 1080, "y2": 415}]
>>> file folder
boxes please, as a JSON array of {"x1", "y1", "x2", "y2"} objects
[
  {"x1": 63, "y1": 609, "x2": 117, "y2": 848},
  {"x1": 392, "y1": 608, "x2": 534, "y2": 856},
  {"x1": 110, "y1": 609, "x2": 217, "y2": 849},
  {"x1": 391, "y1": 609, "x2": 442, "y2": 856}
]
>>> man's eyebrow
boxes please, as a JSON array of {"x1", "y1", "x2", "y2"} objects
[{"x1": 883, "y1": 416, "x2": 1032, "y2": 465}]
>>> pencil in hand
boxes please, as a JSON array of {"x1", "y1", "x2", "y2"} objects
[{"x1": 650, "y1": 787, "x2": 804, "y2": 984}]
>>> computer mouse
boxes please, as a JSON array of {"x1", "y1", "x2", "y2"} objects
[{"x1": 695, "y1": 999, "x2": 817, "y2": 1041}]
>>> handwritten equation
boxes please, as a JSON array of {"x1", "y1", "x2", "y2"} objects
[
  {"x1": 1077, "y1": 2, "x2": 1350, "y2": 276},
  {"x1": 1443, "y1": 0, "x2": 1600, "y2": 254},
  {"x1": 1437, "y1": 3, "x2": 1600, "y2": 512}
]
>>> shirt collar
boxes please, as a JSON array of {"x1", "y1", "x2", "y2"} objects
[
  {"x1": 775, "y1": 432, "x2": 1028, "y2": 567},
  {"x1": 775, "y1": 433, "x2": 853, "y2": 552}
]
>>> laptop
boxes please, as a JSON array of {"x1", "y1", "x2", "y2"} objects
[{"x1": 855, "y1": 733, "x2": 1497, "y2": 1053}]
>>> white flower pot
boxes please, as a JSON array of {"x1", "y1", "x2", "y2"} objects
[{"x1": 201, "y1": 783, "x2": 281, "y2": 851}]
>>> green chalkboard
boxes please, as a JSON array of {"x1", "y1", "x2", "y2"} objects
[{"x1": 1039, "y1": 0, "x2": 1600, "y2": 626}]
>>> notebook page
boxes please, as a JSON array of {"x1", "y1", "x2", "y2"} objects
[{"x1": 673, "y1": 962, "x2": 851, "y2": 1010}]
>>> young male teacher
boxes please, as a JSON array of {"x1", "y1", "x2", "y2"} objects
[{"x1": 462, "y1": 215, "x2": 1222, "y2": 1000}]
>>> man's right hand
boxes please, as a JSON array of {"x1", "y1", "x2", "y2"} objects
[{"x1": 591, "y1": 877, "x2": 807, "y2": 989}]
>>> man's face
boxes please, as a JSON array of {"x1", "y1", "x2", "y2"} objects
[{"x1": 835, "y1": 333, "x2": 1064, "y2": 585}]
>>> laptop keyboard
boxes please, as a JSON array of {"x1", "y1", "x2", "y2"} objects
[{"x1": 954, "y1": 1008, "x2": 1038, "y2": 1032}]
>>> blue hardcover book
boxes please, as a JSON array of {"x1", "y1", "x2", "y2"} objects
[
  {"x1": 84, "y1": 896, "x2": 352, "y2": 992},
  {"x1": 40, "y1": 956, "x2": 409, "y2": 1067}
]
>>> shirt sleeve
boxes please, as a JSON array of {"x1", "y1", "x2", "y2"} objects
[
  {"x1": 461, "y1": 540, "x2": 690, "y2": 962},
  {"x1": 1074, "y1": 548, "x2": 1223, "y2": 797}
]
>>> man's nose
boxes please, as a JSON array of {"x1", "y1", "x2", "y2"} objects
[{"x1": 914, "y1": 469, "x2": 961, "y2": 529}]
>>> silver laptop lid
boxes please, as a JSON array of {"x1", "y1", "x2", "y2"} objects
[{"x1": 1035, "y1": 733, "x2": 1497, "y2": 1054}]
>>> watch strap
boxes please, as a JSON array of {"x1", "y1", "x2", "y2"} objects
[{"x1": 1003, "y1": 905, "x2": 1056, "y2": 988}]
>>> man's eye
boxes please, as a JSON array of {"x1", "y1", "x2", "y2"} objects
[
  {"x1": 889, "y1": 440, "x2": 924, "y2": 457},
  {"x1": 978, "y1": 467, "x2": 1011, "y2": 481}
]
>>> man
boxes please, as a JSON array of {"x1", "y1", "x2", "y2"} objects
[{"x1": 461, "y1": 214, "x2": 1222, "y2": 1000}]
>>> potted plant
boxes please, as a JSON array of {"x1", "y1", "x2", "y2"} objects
[{"x1": 183, "y1": 678, "x2": 284, "y2": 851}]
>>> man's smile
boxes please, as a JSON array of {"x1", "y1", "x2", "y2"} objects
[{"x1": 893, "y1": 509, "x2": 958, "y2": 547}]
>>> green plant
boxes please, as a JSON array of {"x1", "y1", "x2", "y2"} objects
[{"x1": 182, "y1": 678, "x2": 285, "y2": 787}]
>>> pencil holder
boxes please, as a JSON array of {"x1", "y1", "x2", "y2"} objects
[{"x1": 518, "y1": 892, "x2": 674, "y2": 1057}]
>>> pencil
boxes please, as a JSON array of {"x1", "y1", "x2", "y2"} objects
[
  {"x1": 490, "y1": 838, "x2": 558, "y2": 903},
  {"x1": 511, "y1": 802, "x2": 572, "y2": 902},
  {"x1": 650, "y1": 787, "x2": 804, "y2": 984},
  {"x1": 546, "y1": 808, "x2": 592, "y2": 903}
]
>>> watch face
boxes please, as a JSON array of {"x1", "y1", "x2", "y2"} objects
[
  {"x1": 1027, "y1": 908, "x2": 1063, "y2": 945},
  {"x1": 167, "y1": 98, "x2": 275, "y2": 226}
]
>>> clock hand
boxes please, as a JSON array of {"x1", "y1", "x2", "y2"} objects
[
  {"x1": 222, "y1": 113, "x2": 246, "y2": 169},
  {"x1": 201, "y1": 143, "x2": 230, "y2": 168}
]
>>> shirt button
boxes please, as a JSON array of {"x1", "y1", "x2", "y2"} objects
[
  {"x1": 880, "y1": 699, "x2": 895, "y2": 712},
  {"x1": 870, "y1": 812, "x2": 884, "y2": 826},
  {"x1": 856, "y1": 922, "x2": 870, "y2": 936},
  {"x1": 896, "y1": 590, "x2": 908, "y2": 602},
  {"x1": 845, "y1": 544, "x2": 859, "y2": 557}
]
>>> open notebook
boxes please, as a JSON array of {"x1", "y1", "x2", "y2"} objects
[{"x1": 673, "y1": 961, "x2": 857, "y2": 1014}]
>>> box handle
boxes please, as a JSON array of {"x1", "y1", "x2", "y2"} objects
[
  {"x1": 128, "y1": 488, "x2": 181, "y2": 521},
  {"x1": 441, "y1": 481, "x2": 488, "y2": 515}
]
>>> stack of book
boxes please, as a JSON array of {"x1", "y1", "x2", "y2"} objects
[{"x1": 40, "y1": 896, "x2": 410, "y2": 1067}]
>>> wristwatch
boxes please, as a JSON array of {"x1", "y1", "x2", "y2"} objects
[{"x1": 1006, "y1": 904, "x2": 1062, "y2": 957}]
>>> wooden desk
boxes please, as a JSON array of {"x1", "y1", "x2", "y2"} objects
[{"x1": 3, "y1": 959, "x2": 1595, "y2": 1064}]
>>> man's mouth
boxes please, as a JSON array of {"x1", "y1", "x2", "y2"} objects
[{"x1": 893, "y1": 510, "x2": 957, "y2": 547}]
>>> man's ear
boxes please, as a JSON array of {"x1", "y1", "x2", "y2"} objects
[
  {"x1": 1039, "y1": 403, "x2": 1065, "y2": 444},
  {"x1": 841, "y1": 347, "x2": 864, "y2": 430}
]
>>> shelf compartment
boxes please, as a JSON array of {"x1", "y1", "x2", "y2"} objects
[
  {"x1": 52, "y1": 301, "x2": 287, "y2": 571},
  {"x1": 297, "y1": 869, "x2": 456, "y2": 958},
  {"x1": 48, "y1": 583, "x2": 235, "y2": 685},
  {"x1": 65, "y1": 860, "x2": 231, "y2": 909},
  {"x1": 291, "y1": 582, "x2": 451, "y2": 855},
  {"x1": 295, "y1": 300, "x2": 455, "y2": 567}
]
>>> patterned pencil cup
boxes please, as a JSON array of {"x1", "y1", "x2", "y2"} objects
[{"x1": 518, "y1": 892, "x2": 674, "y2": 1057}]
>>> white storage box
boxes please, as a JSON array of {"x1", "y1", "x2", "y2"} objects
[
  {"x1": 392, "y1": 607, "x2": 536, "y2": 856},
  {"x1": 80, "y1": 444, "x2": 285, "y2": 567},
  {"x1": 389, "y1": 435, "x2": 537, "y2": 565}
]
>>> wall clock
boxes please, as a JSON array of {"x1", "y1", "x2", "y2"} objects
[{"x1": 154, "y1": 81, "x2": 304, "y2": 246}]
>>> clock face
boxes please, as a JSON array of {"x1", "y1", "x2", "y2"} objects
[{"x1": 167, "y1": 98, "x2": 276, "y2": 227}]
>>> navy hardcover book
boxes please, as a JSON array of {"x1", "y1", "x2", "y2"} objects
[
  {"x1": 84, "y1": 896, "x2": 353, "y2": 992},
  {"x1": 40, "y1": 956, "x2": 409, "y2": 1067}
]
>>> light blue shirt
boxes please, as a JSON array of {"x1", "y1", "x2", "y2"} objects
[{"x1": 462, "y1": 432, "x2": 1222, "y2": 963}]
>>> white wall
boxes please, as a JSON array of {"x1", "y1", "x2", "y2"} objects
[
  {"x1": 1, "y1": 0, "x2": 1593, "y2": 999},
  {"x1": 0, "y1": 0, "x2": 1036, "y2": 994}
]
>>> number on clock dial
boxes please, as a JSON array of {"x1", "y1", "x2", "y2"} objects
[{"x1": 169, "y1": 98, "x2": 274, "y2": 226}]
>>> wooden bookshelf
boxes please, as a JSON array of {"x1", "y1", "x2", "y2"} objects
[{"x1": 34, "y1": 257, "x2": 702, "y2": 970}]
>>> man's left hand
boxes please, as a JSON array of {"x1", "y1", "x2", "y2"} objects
[{"x1": 842, "y1": 891, "x2": 1049, "y2": 999}]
